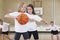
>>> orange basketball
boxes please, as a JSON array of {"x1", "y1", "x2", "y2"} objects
[{"x1": 16, "y1": 13, "x2": 29, "y2": 25}]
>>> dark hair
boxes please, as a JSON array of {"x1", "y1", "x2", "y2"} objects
[
  {"x1": 27, "y1": 4, "x2": 35, "y2": 15},
  {"x1": 50, "y1": 21, "x2": 54, "y2": 23}
]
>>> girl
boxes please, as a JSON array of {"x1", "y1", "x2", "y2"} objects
[
  {"x1": 27, "y1": 4, "x2": 49, "y2": 40},
  {"x1": 4, "y1": 3, "x2": 33, "y2": 40},
  {"x1": 0, "y1": 19, "x2": 11, "y2": 40},
  {"x1": 46, "y1": 21, "x2": 59, "y2": 40}
]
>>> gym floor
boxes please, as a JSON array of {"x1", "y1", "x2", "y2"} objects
[{"x1": 0, "y1": 33, "x2": 60, "y2": 40}]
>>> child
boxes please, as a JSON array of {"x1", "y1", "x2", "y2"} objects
[
  {"x1": 46, "y1": 21, "x2": 59, "y2": 40},
  {"x1": 0, "y1": 19, "x2": 3, "y2": 40},
  {"x1": 27, "y1": 4, "x2": 49, "y2": 40},
  {"x1": 4, "y1": 3, "x2": 33, "y2": 40},
  {"x1": 0, "y1": 19, "x2": 3, "y2": 33},
  {"x1": 0, "y1": 19, "x2": 11, "y2": 40}
]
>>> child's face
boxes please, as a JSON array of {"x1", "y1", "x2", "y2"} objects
[
  {"x1": 27, "y1": 7, "x2": 33, "y2": 14},
  {"x1": 20, "y1": 6, "x2": 26, "y2": 12},
  {"x1": 50, "y1": 23, "x2": 54, "y2": 26}
]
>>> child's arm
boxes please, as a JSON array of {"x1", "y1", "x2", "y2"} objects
[
  {"x1": 0, "y1": 25, "x2": 2, "y2": 32},
  {"x1": 34, "y1": 15, "x2": 49, "y2": 25},
  {"x1": 8, "y1": 24, "x2": 10, "y2": 32},
  {"x1": 45, "y1": 27, "x2": 51, "y2": 31},
  {"x1": 4, "y1": 10, "x2": 16, "y2": 19},
  {"x1": 6, "y1": 23, "x2": 10, "y2": 31},
  {"x1": 0, "y1": 25, "x2": 2, "y2": 29},
  {"x1": 41, "y1": 20, "x2": 49, "y2": 25},
  {"x1": 46, "y1": 28, "x2": 50, "y2": 30},
  {"x1": 58, "y1": 27, "x2": 60, "y2": 30},
  {"x1": 4, "y1": 14, "x2": 16, "y2": 19},
  {"x1": 0, "y1": 28, "x2": 2, "y2": 32}
]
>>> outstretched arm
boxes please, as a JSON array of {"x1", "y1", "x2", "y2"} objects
[
  {"x1": 4, "y1": 9, "x2": 16, "y2": 19},
  {"x1": 41, "y1": 20, "x2": 49, "y2": 25},
  {"x1": 4, "y1": 14, "x2": 16, "y2": 19},
  {"x1": 46, "y1": 28, "x2": 50, "y2": 30}
]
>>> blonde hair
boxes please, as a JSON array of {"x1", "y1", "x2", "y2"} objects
[{"x1": 18, "y1": 2, "x2": 27, "y2": 12}]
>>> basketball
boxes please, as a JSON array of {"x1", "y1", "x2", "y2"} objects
[{"x1": 16, "y1": 13, "x2": 29, "y2": 25}]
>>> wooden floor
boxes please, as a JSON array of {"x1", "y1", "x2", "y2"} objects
[{"x1": 0, "y1": 33, "x2": 60, "y2": 40}]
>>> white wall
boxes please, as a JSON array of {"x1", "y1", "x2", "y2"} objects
[{"x1": 9, "y1": 26, "x2": 60, "y2": 32}]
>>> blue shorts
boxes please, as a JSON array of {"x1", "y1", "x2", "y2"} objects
[
  {"x1": 14, "y1": 32, "x2": 29, "y2": 40},
  {"x1": 28, "y1": 30, "x2": 39, "y2": 39}
]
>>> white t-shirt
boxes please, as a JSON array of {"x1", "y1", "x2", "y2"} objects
[
  {"x1": 49, "y1": 25, "x2": 58, "y2": 31},
  {"x1": 1, "y1": 22, "x2": 9, "y2": 32},
  {"x1": 9, "y1": 12, "x2": 31, "y2": 33},
  {"x1": 28, "y1": 15, "x2": 42, "y2": 31}
]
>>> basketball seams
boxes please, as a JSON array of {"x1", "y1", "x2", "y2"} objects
[{"x1": 16, "y1": 13, "x2": 29, "y2": 25}]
